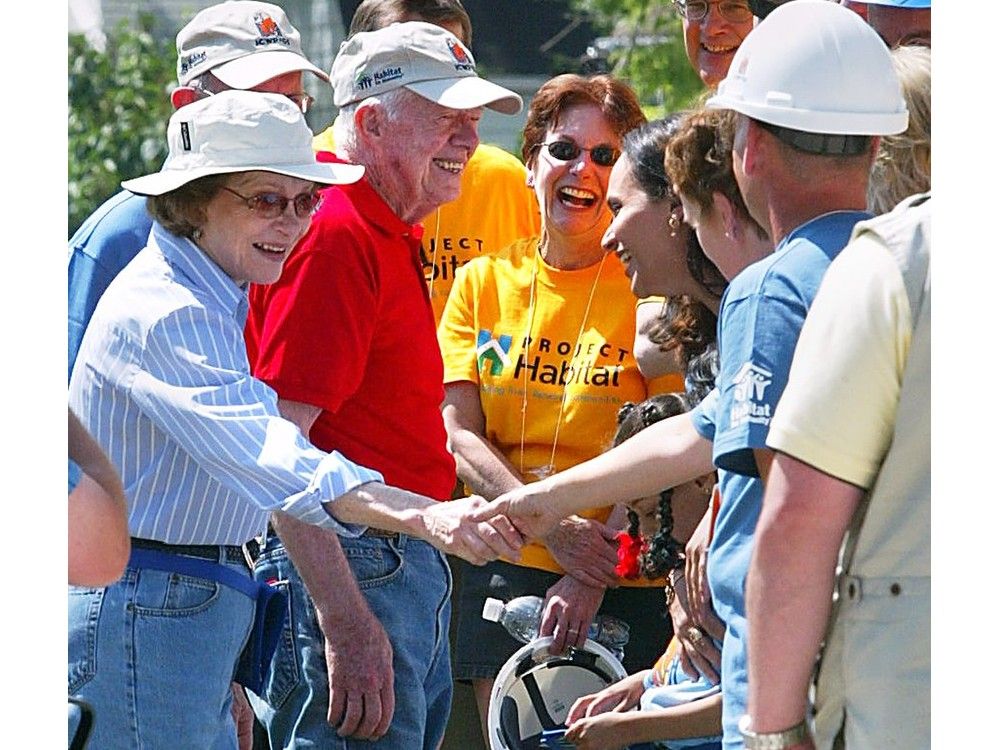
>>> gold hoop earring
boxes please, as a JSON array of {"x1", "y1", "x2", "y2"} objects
[{"x1": 668, "y1": 213, "x2": 680, "y2": 238}]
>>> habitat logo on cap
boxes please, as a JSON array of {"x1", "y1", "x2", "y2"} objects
[
  {"x1": 252, "y1": 11, "x2": 291, "y2": 47},
  {"x1": 331, "y1": 21, "x2": 522, "y2": 115},
  {"x1": 447, "y1": 39, "x2": 474, "y2": 71}
]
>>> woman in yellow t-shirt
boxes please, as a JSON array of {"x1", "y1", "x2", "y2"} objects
[{"x1": 438, "y1": 73, "x2": 680, "y2": 742}]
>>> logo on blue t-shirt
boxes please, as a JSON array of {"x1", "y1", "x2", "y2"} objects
[
  {"x1": 477, "y1": 330, "x2": 512, "y2": 376},
  {"x1": 730, "y1": 362, "x2": 773, "y2": 427}
]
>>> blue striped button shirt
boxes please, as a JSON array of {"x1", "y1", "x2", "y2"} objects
[{"x1": 68, "y1": 222, "x2": 381, "y2": 545}]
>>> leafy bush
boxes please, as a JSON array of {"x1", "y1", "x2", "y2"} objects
[
  {"x1": 570, "y1": 0, "x2": 704, "y2": 117},
  {"x1": 68, "y1": 14, "x2": 175, "y2": 237}
]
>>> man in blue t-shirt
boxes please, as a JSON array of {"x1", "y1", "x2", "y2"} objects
[
  {"x1": 68, "y1": 1, "x2": 329, "y2": 378},
  {"x1": 686, "y1": 3, "x2": 909, "y2": 748}
]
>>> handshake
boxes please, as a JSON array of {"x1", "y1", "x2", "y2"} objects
[{"x1": 423, "y1": 481, "x2": 569, "y2": 566}]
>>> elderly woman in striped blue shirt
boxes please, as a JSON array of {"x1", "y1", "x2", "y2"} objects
[{"x1": 67, "y1": 90, "x2": 522, "y2": 749}]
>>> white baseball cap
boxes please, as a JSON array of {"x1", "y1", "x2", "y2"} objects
[
  {"x1": 331, "y1": 21, "x2": 522, "y2": 114},
  {"x1": 176, "y1": 1, "x2": 328, "y2": 88},
  {"x1": 122, "y1": 91, "x2": 364, "y2": 196}
]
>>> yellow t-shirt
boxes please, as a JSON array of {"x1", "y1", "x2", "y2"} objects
[
  {"x1": 313, "y1": 126, "x2": 541, "y2": 323},
  {"x1": 438, "y1": 237, "x2": 668, "y2": 583}
]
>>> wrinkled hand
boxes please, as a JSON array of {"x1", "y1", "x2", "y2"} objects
[
  {"x1": 230, "y1": 683, "x2": 254, "y2": 750},
  {"x1": 540, "y1": 575, "x2": 605, "y2": 654},
  {"x1": 564, "y1": 711, "x2": 630, "y2": 750},
  {"x1": 565, "y1": 671, "x2": 647, "y2": 725},
  {"x1": 422, "y1": 495, "x2": 524, "y2": 565},
  {"x1": 318, "y1": 608, "x2": 395, "y2": 739},
  {"x1": 669, "y1": 571, "x2": 724, "y2": 684},
  {"x1": 546, "y1": 517, "x2": 620, "y2": 589},
  {"x1": 469, "y1": 483, "x2": 570, "y2": 540}
]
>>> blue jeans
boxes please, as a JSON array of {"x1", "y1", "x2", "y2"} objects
[
  {"x1": 249, "y1": 532, "x2": 453, "y2": 749},
  {"x1": 67, "y1": 553, "x2": 254, "y2": 749}
]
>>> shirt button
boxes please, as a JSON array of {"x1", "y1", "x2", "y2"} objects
[
  {"x1": 890, "y1": 583, "x2": 901, "y2": 596},
  {"x1": 847, "y1": 582, "x2": 857, "y2": 598}
]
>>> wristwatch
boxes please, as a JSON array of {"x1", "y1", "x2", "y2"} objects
[{"x1": 738, "y1": 715, "x2": 809, "y2": 749}]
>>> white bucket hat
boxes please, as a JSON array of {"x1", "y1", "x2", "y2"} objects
[
  {"x1": 121, "y1": 91, "x2": 364, "y2": 196},
  {"x1": 176, "y1": 1, "x2": 328, "y2": 88},
  {"x1": 331, "y1": 21, "x2": 522, "y2": 115}
]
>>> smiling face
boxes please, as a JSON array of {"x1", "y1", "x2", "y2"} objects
[
  {"x1": 370, "y1": 91, "x2": 481, "y2": 224},
  {"x1": 196, "y1": 171, "x2": 317, "y2": 285},
  {"x1": 678, "y1": 191, "x2": 736, "y2": 280},
  {"x1": 683, "y1": 2, "x2": 755, "y2": 88},
  {"x1": 531, "y1": 102, "x2": 620, "y2": 246},
  {"x1": 602, "y1": 155, "x2": 691, "y2": 298}
]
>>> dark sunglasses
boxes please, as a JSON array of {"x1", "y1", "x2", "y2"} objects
[
  {"x1": 540, "y1": 140, "x2": 620, "y2": 168},
  {"x1": 222, "y1": 187, "x2": 322, "y2": 219}
]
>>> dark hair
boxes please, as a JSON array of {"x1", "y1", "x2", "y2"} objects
[
  {"x1": 642, "y1": 295, "x2": 717, "y2": 371},
  {"x1": 350, "y1": 0, "x2": 472, "y2": 46},
  {"x1": 146, "y1": 173, "x2": 230, "y2": 239},
  {"x1": 614, "y1": 393, "x2": 693, "y2": 579},
  {"x1": 684, "y1": 343, "x2": 720, "y2": 405},
  {"x1": 522, "y1": 74, "x2": 646, "y2": 169},
  {"x1": 624, "y1": 116, "x2": 728, "y2": 302}
]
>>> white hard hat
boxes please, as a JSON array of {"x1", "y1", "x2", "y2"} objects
[
  {"x1": 487, "y1": 636, "x2": 627, "y2": 750},
  {"x1": 708, "y1": 0, "x2": 907, "y2": 148}
]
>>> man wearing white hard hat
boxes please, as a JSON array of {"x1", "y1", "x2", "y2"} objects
[
  {"x1": 841, "y1": 0, "x2": 931, "y2": 47},
  {"x1": 243, "y1": 21, "x2": 523, "y2": 750},
  {"x1": 68, "y1": 1, "x2": 329, "y2": 380},
  {"x1": 68, "y1": 90, "x2": 521, "y2": 749},
  {"x1": 674, "y1": 2, "x2": 908, "y2": 748}
]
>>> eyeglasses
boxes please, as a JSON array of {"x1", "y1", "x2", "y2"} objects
[
  {"x1": 193, "y1": 85, "x2": 314, "y2": 115},
  {"x1": 222, "y1": 187, "x2": 323, "y2": 218},
  {"x1": 285, "y1": 92, "x2": 315, "y2": 115},
  {"x1": 540, "y1": 140, "x2": 620, "y2": 168},
  {"x1": 672, "y1": 0, "x2": 753, "y2": 24}
]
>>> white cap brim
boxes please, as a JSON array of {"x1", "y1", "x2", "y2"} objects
[
  {"x1": 122, "y1": 161, "x2": 363, "y2": 197},
  {"x1": 212, "y1": 50, "x2": 330, "y2": 89},
  {"x1": 406, "y1": 76, "x2": 523, "y2": 115}
]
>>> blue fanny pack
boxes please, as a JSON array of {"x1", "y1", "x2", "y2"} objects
[{"x1": 128, "y1": 547, "x2": 287, "y2": 695}]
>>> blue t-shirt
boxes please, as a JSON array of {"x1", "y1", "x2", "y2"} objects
[
  {"x1": 689, "y1": 211, "x2": 870, "y2": 749},
  {"x1": 68, "y1": 191, "x2": 153, "y2": 380}
]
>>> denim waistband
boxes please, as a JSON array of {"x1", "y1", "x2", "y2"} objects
[
  {"x1": 128, "y1": 547, "x2": 258, "y2": 599},
  {"x1": 130, "y1": 537, "x2": 257, "y2": 568}
]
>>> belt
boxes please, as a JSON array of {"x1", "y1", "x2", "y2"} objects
[
  {"x1": 262, "y1": 524, "x2": 398, "y2": 544},
  {"x1": 362, "y1": 527, "x2": 399, "y2": 539},
  {"x1": 130, "y1": 537, "x2": 258, "y2": 569}
]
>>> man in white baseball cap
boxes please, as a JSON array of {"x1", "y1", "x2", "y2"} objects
[
  {"x1": 244, "y1": 20, "x2": 523, "y2": 750},
  {"x1": 69, "y1": 1, "x2": 329, "y2": 382}
]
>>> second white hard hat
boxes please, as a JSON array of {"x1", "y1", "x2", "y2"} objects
[{"x1": 708, "y1": 0, "x2": 908, "y2": 137}]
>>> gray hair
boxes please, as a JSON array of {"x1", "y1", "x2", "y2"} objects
[
  {"x1": 333, "y1": 87, "x2": 417, "y2": 159},
  {"x1": 868, "y1": 45, "x2": 931, "y2": 214}
]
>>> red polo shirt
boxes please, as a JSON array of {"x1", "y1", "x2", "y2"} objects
[{"x1": 245, "y1": 153, "x2": 456, "y2": 500}]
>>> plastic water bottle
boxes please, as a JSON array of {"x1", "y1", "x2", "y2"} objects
[{"x1": 481, "y1": 595, "x2": 629, "y2": 661}]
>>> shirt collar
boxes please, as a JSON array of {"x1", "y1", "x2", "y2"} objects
[
  {"x1": 317, "y1": 151, "x2": 424, "y2": 243},
  {"x1": 777, "y1": 210, "x2": 872, "y2": 252},
  {"x1": 151, "y1": 222, "x2": 246, "y2": 317}
]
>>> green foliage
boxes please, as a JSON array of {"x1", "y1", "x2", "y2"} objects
[
  {"x1": 68, "y1": 14, "x2": 175, "y2": 237},
  {"x1": 569, "y1": 0, "x2": 704, "y2": 117}
]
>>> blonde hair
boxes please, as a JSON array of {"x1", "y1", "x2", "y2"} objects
[{"x1": 868, "y1": 45, "x2": 931, "y2": 214}]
